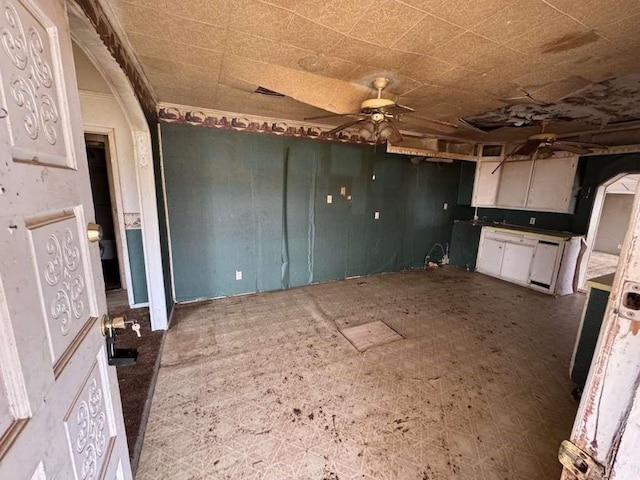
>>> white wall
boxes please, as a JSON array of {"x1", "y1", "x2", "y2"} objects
[
  {"x1": 72, "y1": 41, "x2": 146, "y2": 306},
  {"x1": 73, "y1": 43, "x2": 140, "y2": 218},
  {"x1": 72, "y1": 42, "x2": 111, "y2": 94},
  {"x1": 594, "y1": 193, "x2": 634, "y2": 255}
]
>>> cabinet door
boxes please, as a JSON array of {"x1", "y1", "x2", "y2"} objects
[
  {"x1": 500, "y1": 243, "x2": 535, "y2": 284},
  {"x1": 530, "y1": 241, "x2": 560, "y2": 287},
  {"x1": 526, "y1": 156, "x2": 577, "y2": 212},
  {"x1": 496, "y1": 160, "x2": 532, "y2": 207},
  {"x1": 478, "y1": 238, "x2": 504, "y2": 277},
  {"x1": 472, "y1": 160, "x2": 501, "y2": 206}
]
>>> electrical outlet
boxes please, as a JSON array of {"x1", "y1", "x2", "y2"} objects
[
  {"x1": 340, "y1": 186, "x2": 346, "y2": 195},
  {"x1": 327, "y1": 194, "x2": 332, "y2": 204},
  {"x1": 529, "y1": 217, "x2": 536, "y2": 225},
  {"x1": 235, "y1": 270, "x2": 242, "y2": 280},
  {"x1": 374, "y1": 211, "x2": 380, "y2": 220},
  {"x1": 443, "y1": 203, "x2": 448, "y2": 210}
]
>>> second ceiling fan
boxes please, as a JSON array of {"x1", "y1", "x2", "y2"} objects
[{"x1": 509, "y1": 123, "x2": 607, "y2": 159}]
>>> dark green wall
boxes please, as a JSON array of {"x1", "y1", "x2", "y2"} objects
[
  {"x1": 161, "y1": 124, "x2": 463, "y2": 302},
  {"x1": 571, "y1": 153, "x2": 640, "y2": 234},
  {"x1": 126, "y1": 229, "x2": 148, "y2": 304}
]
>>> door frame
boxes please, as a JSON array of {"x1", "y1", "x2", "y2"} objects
[
  {"x1": 68, "y1": 2, "x2": 167, "y2": 329},
  {"x1": 84, "y1": 128, "x2": 133, "y2": 302},
  {"x1": 562, "y1": 179, "x2": 640, "y2": 478},
  {"x1": 578, "y1": 173, "x2": 627, "y2": 291}
]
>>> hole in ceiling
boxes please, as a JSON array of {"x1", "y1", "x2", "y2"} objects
[{"x1": 254, "y1": 86, "x2": 285, "y2": 97}]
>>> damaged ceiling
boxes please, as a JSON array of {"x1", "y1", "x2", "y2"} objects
[{"x1": 111, "y1": 0, "x2": 640, "y2": 144}]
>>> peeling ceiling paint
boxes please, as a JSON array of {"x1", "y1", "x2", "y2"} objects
[{"x1": 466, "y1": 74, "x2": 640, "y2": 130}]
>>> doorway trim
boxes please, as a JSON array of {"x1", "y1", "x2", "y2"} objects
[
  {"x1": 68, "y1": 2, "x2": 168, "y2": 329},
  {"x1": 84, "y1": 127, "x2": 136, "y2": 305},
  {"x1": 577, "y1": 173, "x2": 627, "y2": 290}
]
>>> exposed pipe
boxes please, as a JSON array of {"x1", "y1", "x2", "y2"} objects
[{"x1": 424, "y1": 243, "x2": 449, "y2": 268}]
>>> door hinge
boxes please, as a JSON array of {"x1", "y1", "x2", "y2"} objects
[{"x1": 558, "y1": 440, "x2": 606, "y2": 479}]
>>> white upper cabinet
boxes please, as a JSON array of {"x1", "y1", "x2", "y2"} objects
[
  {"x1": 472, "y1": 155, "x2": 578, "y2": 213},
  {"x1": 527, "y1": 156, "x2": 578, "y2": 211},
  {"x1": 496, "y1": 160, "x2": 533, "y2": 208},
  {"x1": 472, "y1": 160, "x2": 502, "y2": 207}
]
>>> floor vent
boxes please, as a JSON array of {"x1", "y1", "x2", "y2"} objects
[{"x1": 340, "y1": 321, "x2": 403, "y2": 352}]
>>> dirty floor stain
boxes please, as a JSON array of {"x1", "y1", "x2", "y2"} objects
[{"x1": 137, "y1": 268, "x2": 584, "y2": 479}]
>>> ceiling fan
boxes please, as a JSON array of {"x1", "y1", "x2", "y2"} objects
[
  {"x1": 492, "y1": 124, "x2": 608, "y2": 175},
  {"x1": 303, "y1": 77, "x2": 480, "y2": 143},
  {"x1": 509, "y1": 128, "x2": 608, "y2": 159},
  {"x1": 303, "y1": 77, "x2": 406, "y2": 143}
]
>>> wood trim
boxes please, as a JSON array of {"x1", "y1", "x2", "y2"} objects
[
  {"x1": 0, "y1": 418, "x2": 29, "y2": 462},
  {"x1": 98, "y1": 436, "x2": 116, "y2": 480},
  {"x1": 53, "y1": 316, "x2": 98, "y2": 378}
]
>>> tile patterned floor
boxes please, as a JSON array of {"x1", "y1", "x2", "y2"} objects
[
  {"x1": 137, "y1": 268, "x2": 585, "y2": 480},
  {"x1": 585, "y1": 250, "x2": 619, "y2": 281}
]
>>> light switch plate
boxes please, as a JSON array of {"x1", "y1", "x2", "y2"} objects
[
  {"x1": 327, "y1": 195, "x2": 332, "y2": 204},
  {"x1": 235, "y1": 270, "x2": 242, "y2": 280},
  {"x1": 443, "y1": 203, "x2": 448, "y2": 210},
  {"x1": 374, "y1": 211, "x2": 380, "y2": 220}
]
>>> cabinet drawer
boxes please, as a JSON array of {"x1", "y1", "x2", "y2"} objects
[{"x1": 485, "y1": 231, "x2": 536, "y2": 246}]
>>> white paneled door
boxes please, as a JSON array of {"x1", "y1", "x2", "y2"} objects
[{"x1": 0, "y1": 0, "x2": 131, "y2": 478}]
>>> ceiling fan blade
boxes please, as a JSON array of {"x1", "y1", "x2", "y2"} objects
[
  {"x1": 511, "y1": 140, "x2": 541, "y2": 157},
  {"x1": 326, "y1": 118, "x2": 367, "y2": 136},
  {"x1": 458, "y1": 118, "x2": 487, "y2": 135},
  {"x1": 551, "y1": 143, "x2": 591, "y2": 155},
  {"x1": 388, "y1": 121, "x2": 404, "y2": 144},
  {"x1": 557, "y1": 140, "x2": 608, "y2": 150},
  {"x1": 400, "y1": 115, "x2": 459, "y2": 134},
  {"x1": 384, "y1": 103, "x2": 415, "y2": 115},
  {"x1": 304, "y1": 112, "x2": 359, "y2": 121}
]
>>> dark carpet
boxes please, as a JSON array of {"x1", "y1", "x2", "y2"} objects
[{"x1": 108, "y1": 302, "x2": 165, "y2": 475}]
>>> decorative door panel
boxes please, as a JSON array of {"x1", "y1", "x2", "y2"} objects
[
  {"x1": 26, "y1": 208, "x2": 96, "y2": 370},
  {"x1": 0, "y1": 273, "x2": 30, "y2": 458},
  {"x1": 0, "y1": 0, "x2": 131, "y2": 478},
  {"x1": 0, "y1": 0, "x2": 74, "y2": 168},
  {"x1": 64, "y1": 351, "x2": 115, "y2": 480}
]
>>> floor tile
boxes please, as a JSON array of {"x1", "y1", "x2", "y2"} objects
[{"x1": 138, "y1": 268, "x2": 584, "y2": 479}]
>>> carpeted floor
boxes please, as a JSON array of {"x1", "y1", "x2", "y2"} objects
[{"x1": 107, "y1": 293, "x2": 165, "y2": 475}]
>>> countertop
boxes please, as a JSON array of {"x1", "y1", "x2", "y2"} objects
[
  {"x1": 455, "y1": 219, "x2": 581, "y2": 239},
  {"x1": 586, "y1": 273, "x2": 615, "y2": 292}
]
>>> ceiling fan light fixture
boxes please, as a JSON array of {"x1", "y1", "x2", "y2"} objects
[
  {"x1": 359, "y1": 123, "x2": 375, "y2": 140},
  {"x1": 378, "y1": 121, "x2": 394, "y2": 140}
]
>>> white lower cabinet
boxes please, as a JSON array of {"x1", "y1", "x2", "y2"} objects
[
  {"x1": 530, "y1": 241, "x2": 560, "y2": 287},
  {"x1": 476, "y1": 227, "x2": 579, "y2": 295},
  {"x1": 501, "y1": 242, "x2": 535, "y2": 284},
  {"x1": 477, "y1": 237, "x2": 504, "y2": 277}
]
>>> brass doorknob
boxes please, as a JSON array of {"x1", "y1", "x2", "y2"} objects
[
  {"x1": 101, "y1": 314, "x2": 127, "y2": 336},
  {"x1": 87, "y1": 222, "x2": 103, "y2": 243}
]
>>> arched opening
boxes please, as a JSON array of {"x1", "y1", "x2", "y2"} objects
[{"x1": 67, "y1": 2, "x2": 167, "y2": 330}]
